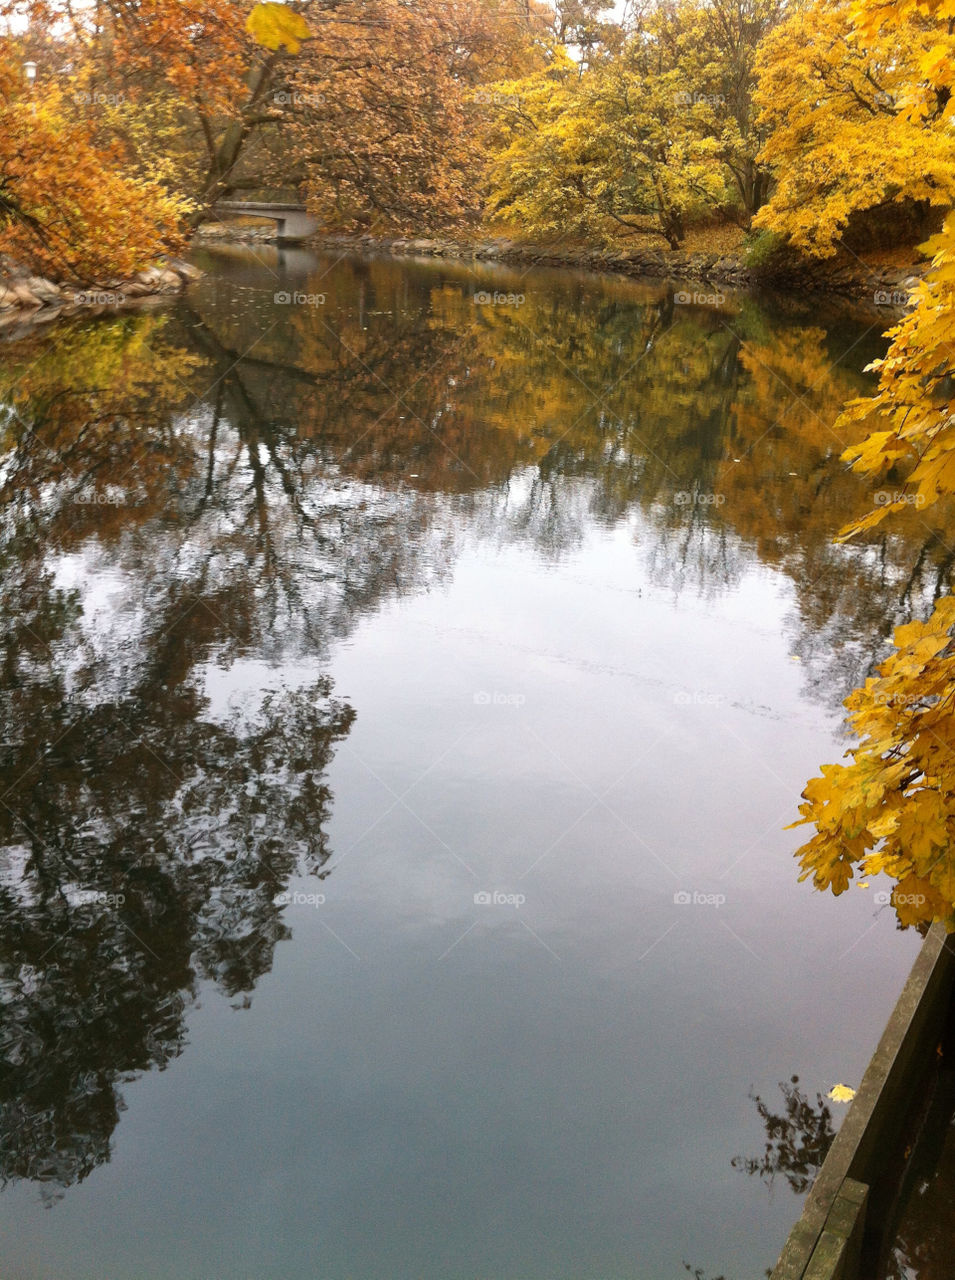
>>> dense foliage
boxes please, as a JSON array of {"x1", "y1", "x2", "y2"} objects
[{"x1": 3, "y1": 0, "x2": 950, "y2": 273}]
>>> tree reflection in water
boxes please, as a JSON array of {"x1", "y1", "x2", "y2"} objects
[
  {"x1": 0, "y1": 252, "x2": 948, "y2": 1197},
  {"x1": 732, "y1": 1076, "x2": 836, "y2": 1196},
  {"x1": 685, "y1": 1077, "x2": 836, "y2": 1280}
]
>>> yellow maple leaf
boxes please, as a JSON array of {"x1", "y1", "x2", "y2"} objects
[
  {"x1": 867, "y1": 811, "x2": 900, "y2": 839},
  {"x1": 828, "y1": 1084, "x2": 857, "y2": 1103},
  {"x1": 246, "y1": 2, "x2": 311, "y2": 53}
]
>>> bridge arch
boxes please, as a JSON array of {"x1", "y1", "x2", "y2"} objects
[{"x1": 209, "y1": 202, "x2": 320, "y2": 243}]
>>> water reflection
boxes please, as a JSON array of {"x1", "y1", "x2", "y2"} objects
[
  {"x1": 0, "y1": 321, "x2": 358, "y2": 1189},
  {"x1": 885, "y1": 1101, "x2": 955, "y2": 1279},
  {"x1": 0, "y1": 249, "x2": 941, "y2": 1223},
  {"x1": 187, "y1": 246, "x2": 955, "y2": 705},
  {"x1": 683, "y1": 1078, "x2": 835, "y2": 1280},
  {"x1": 732, "y1": 1076, "x2": 836, "y2": 1196}
]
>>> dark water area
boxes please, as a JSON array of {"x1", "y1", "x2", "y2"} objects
[{"x1": 0, "y1": 245, "x2": 940, "y2": 1278}]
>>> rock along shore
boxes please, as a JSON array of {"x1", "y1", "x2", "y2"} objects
[{"x1": 0, "y1": 256, "x2": 202, "y2": 338}]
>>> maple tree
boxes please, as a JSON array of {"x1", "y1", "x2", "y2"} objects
[
  {"x1": 794, "y1": 598, "x2": 955, "y2": 927},
  {"x1": 789, "y1": 0, "x2": 955, "y2": 929},
  {"x1": 752, "y1": 0, "x2": 955, "y2": 256}
]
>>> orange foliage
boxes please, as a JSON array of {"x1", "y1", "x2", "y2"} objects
[{"x1": 0, "y1": 52, "x2": 188, "y2": 282}]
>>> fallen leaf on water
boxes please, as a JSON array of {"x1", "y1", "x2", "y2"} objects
[{"x1": 828, "y1": 1084, "x2": 857, "y2": 1103}]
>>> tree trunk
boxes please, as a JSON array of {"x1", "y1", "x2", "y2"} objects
[
  {"x1": 189, "y1": 58, "x2": 277, "y2": 228},
  {"x1": 661, "y1": 208, "x2": 685, "y2": 249}
]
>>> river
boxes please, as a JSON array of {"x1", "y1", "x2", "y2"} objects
[{"x1": 0, "y1": 245, "x2": 933, "y2": 1279}]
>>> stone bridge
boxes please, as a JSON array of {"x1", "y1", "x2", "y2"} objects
[{"x1": 211, "y1": 202, "x2": 320, "y2": 243}]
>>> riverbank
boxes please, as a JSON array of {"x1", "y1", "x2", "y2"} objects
[
  {"x1": 302, "y1": 230, "x2": 926, "y2": 309},
  {"x1": 0, "y1": 256, "x2": 202, "y2": 338},
  {"x1": 3, "y1": 224, "x2": 925, "y2": 342}
]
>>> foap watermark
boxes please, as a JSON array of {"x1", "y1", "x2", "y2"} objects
[
  {"x1": 874, "y1": 490, "x2": 925, "y2": 507},
  {"x1": 73, "y1": 489, "x2": 127, "y2": 506},
  {"x1": 871, "y1": 690, "x2": 936, "y2": 708},
  {"x1": 73, "y1": 290, "x2": 125, "y2": 306},
  {"x1": 874, "y1": 890, "x2": 926, "y2": 907},
  {"x1": 474, "y1": 89, "x2": 522, "y2": 108},
  {"x1": 673, "y1": 89, "x2": 725, "y2": 108},
  {"x1": 73, "y1": 889, "x2": 126, "y2": 907},
  {"x1": 674, "y1": 689, "x2": 724, "y2": 707},
  {"x1": 274, "y1": 291, "x2": 325, "y2": 307},
  {"x1": 874, "y1": 289, "x2": 910, "y2": 307},
  {"x1": 74, "y1": 90, "x2": 125, "y2": 107},
  {"x1": 675, "y1": 289, "x2": 725, "y2": 306},
  {"x1": 474, "y1": 890, "x2": 526, "y2": 907},
  {"x1": 673, "y1": 490, "x2": 725, "y2": 506},
  {"x1": 674, "y1": 889, "x2": 726, "y2": 907},
  {"x1": 473, "y1": 690, "x2": 526, "y2": 707},
  {"x1": 473, "y1": 290, "x2": 525, "y2": 307},
  {"x1": 275, "y1": 890, "x2": 326, "y2": 908},
  {"x1": 273, "y1": 90, "x2": 326, "y2": 107}
]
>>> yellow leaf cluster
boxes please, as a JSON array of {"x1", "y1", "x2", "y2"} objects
[{"x1": 794, "y1": 597, "x2": 955, "y2": 928}]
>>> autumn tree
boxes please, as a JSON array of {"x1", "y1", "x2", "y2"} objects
[
  {"x1": 485, "y1": 0, "x2": 784, "y2": 246},
  {"x1": 0, "y1": 50, "x2": 188, "y2": 281},
  {"x1": 6, "y1": 0, "x2": 544, "y2": 232},
  {"x1": 635, "y1": 0, "x2": 784, "y2": 220},
  {"x1": 790, "y1": 0, "x2": 955, "y2": 929},
  {"x1": 7, "y1": 0, "x2": 310, "y2": 217},
  {"x1": 284, "y1": 0, "x2": 545, "y2": 232},
  {"x1": 753, "y1": 0, "x2": 955, "y2": 255},
  {"x1": 0, "y1": 0, "x2": 314, "y2": 275},
  {"x1": 485, "y1": 44, "x2": 726, "y2": 246}
]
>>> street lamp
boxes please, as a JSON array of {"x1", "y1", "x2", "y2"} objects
[{"x1": 23, "y1": 60, "x2": 37, "y2": 85}]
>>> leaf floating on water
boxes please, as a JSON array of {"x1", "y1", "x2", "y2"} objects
[
  {"x1": 827, "y1": 1084, "x2": 857, "y2": 1103},
  {"x1": 857, "y1": 881, "x2": 870, "y2": 889}
]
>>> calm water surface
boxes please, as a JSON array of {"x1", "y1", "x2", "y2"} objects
[{"x1": 0, "y1": 247, "x2": 941, "y2": 1279}]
